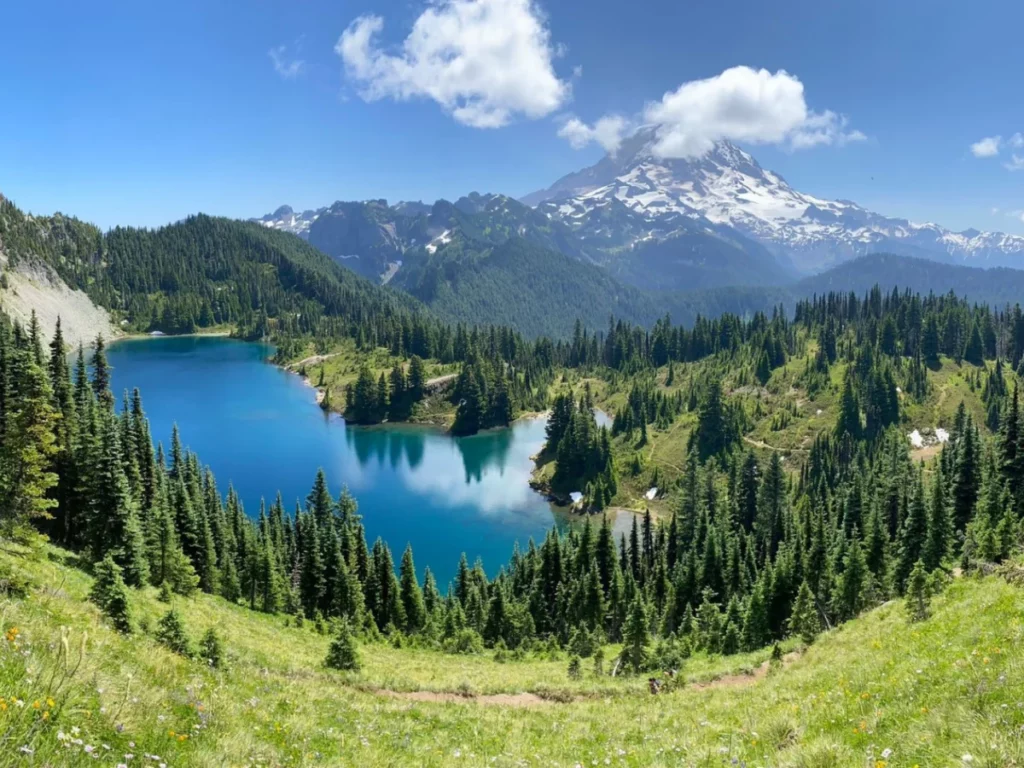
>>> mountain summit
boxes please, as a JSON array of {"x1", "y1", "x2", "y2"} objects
[{"x1": 528, "y1": 128, "x2": 1024, "y2": 273}]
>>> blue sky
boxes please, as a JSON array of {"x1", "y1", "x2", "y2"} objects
[{"x1": 2, "y1": 0, "x2": 1022, "y2": 234}]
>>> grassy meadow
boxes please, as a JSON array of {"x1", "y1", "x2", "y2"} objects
[{"x1": 1, "y1": 544, "x2": 1021, "y2": 767}]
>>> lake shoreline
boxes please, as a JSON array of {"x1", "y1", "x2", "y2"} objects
[
  {"x1": 106, "y1": 334, "x2": 571, "y2": 585},
  {"x1": 109, "y1": 329, "x2": 237, "y2": 345}
]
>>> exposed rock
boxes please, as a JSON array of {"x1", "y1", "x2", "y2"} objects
[{"x1": 0, "y1": 253, "x2": 118, "y2": 347}]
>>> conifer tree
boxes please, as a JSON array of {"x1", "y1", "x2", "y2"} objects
[
  {"x1": 922, "y1": 316, "x2": 940, "y2": 366},
  {"x1": 92, "y1": 413, "x2": 149, "y2": 586},
  {"x1": 834, "y1": 534, "x2": 868, "y2": 620},
  {"x1": 259, "y1": 538, "x2": 282, "y2": 613},
  {"x1": 905, "y1": 560, "x2": 931, "y2": 622},
  {"x1": 0, "y1": 348, "x2": 59, "y2": 538},
  {"x1": 90, "y1": 555, "x2": 133, "y2": 633},
  {"x1": 307, "y1": 468, "x2": 334, "y2": 533},
  {"x1": 923, "y1": 469, "x2": 952, "y2": 571},
  {"x1": 325, "y1": 620, "x2": 361, "y2": 671},
  {"x1": 963, "y1": 322, "x2": 984, "y2": 366},
  {"x1": 156, "y1": 608, "x2": 193, "y2": 657},
  {"x1": 951, "y1": 415, "x2": 980, "y2": 534},
  {"x1": 897, "y1": 481, "x2": 928, "y2": 590},
  {"x1": 452, "y1": 366, "x2": 483, "y2": 436},
  {"x1": 693, "y1": 378, "x2": 734, "y2": 460},
  {"x1": 787, "y1": 580, "x2": 820, "y2": 643},
  {"x1": 483, "y1": 586, "x2": 508, "y2": 646},
  {"x1": 620, "y1": 595, "x2": 649, "y2": 673},
  {"x1": 835, "y1": 375, "x2": 861, "y2": 440},
  {"x1": 399, "y1": 545, "x2": 426, "y2": 633},
  {"x1": 91, "y1": 334, "x2": 114, "y2": 409},
  {"x1": 408, "y1": 355, "x2": 426, "y2": 401},
  {"x1": 299, "y1": 516, "x2": 326, "y2": 617},
  {"x1": 200, "y1": 627, "x2": 225, "y2": 669}
]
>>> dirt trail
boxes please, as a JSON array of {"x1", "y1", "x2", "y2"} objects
[
  {"x1": 743, "y1": 436, "x2": 808, "y2": 453},
  {"x1": 425, "y1": 373, "x2": 457, "y2": 390},
  {"x1": 379, "y1": 690, "x2": 551, "y2": 707},
  {"x1": 373, "y1": 651, "x2": 803, "y2": 707},
  {"x1": 289, "y1": 352, "x2": 341, "y2": 369},
  {"x1": 690, "y1": 651, "x2": 801, "y2": 691}
]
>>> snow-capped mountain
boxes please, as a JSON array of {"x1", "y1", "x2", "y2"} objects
[
  {"x1": 252, "y1": 185, "x2": 790, "y2": 290},
  {"x1": 253, "y1": 205, "x2": 324, "y2": 237},
  {"x1": 528, "y1": 127, "x2": 1024, "y2": 274}
]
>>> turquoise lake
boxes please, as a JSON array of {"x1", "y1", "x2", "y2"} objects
[{"x1": 107, "y1": 336, "x2": 613, "y2": 587}]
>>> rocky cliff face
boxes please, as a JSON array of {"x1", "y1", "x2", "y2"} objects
[{"x1": 0, "y1": 252, "x2": 117, "y2": 346}]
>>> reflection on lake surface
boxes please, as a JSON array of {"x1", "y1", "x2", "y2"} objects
[{"x1": 107, "y1": 336, "x2": 630, "y2": 586}]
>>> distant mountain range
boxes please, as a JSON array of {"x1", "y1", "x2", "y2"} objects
[
  {"x1": 258, "y1": 127, "x2": 1024, "y2": 289},
  {"x1": 527, "y1": 127, "x2": 1024, "y2": 274}
]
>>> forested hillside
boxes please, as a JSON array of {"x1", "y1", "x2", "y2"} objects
[
  {"x1": 4, "y1": 288, "x2": 1023, "y2": 662},
  {"x1": 1, "y1": 295, "x2": 1023, "y2": 765},
  {"x1": 391, "y1": 235, "x2": 784, "y2": 339},
  {"x1": 2, "y1": 232, "x2": 1024, "y2": 765},
  {"x1": 797, "y1": 252, "x2": 1024, "y2": 305}
]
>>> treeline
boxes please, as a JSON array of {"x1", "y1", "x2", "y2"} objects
[
  {"x1": 344, "y1": 356, "x2": 428, "y2": 423},
  {"x1": 1, "y1": 310, "x2": 1022, "y2": 675},
  {"x1": 795, "y1": 286, "x2": 1024, "y2": 368}
]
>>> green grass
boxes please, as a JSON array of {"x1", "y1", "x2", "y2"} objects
[
  {"x1": 547, "y1": 347, "x2": 1016, "y2": 519},
  {"x1": 1, "y1": 545, "x2": 1022, "y2": 766}
]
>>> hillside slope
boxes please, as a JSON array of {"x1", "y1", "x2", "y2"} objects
[
  {"x1": 0, "y1": 195, "x2": 117, "y2": 345},
  {"x1": 0, "y1": 253, "x2": 117, "y2": 346},
  {"x1": 1, "y1": 544, "x2": 1020, "y2": 766},
  {"x1": 797, "y1": 252, "x2": 1024, "y2": 305},
  {"x1": 0, "y1": 193, "x2": 428, "y2": 341},
  {"x1": 391, "y1": 235, "x2": 785, "y2": 338}
]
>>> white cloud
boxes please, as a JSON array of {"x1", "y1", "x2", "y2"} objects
[
  {"x1": 557, "y1": 66, "x2": 862, "y2": 158},
  {"x1": 269, "y1": 44, "x2": 304, "y2": 79},
  {"x1": 971, "y1": 135, "x2": 1002, "y2": 158},
  {"x1": 788, "y1": 110, "x2": 867, "y2": 150},
  {"x1": 1011, "y1": 133, "x2": 1024, "y2": 149},
  {"x1": 642, "y1": 66, "x2": 863, "y2": 159},
  {"x1": 336, "y1": 0, "x2": 570, "y2": 129},
  {"x1": 557, "y1": 115, "x2": 630, "y2": 153},
  {"x1": 1006, "y1": 154, "x2": 1024, "y2": 172}
]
